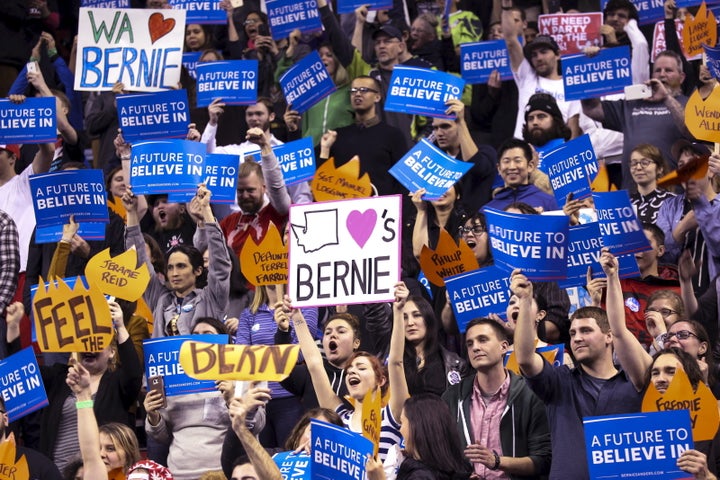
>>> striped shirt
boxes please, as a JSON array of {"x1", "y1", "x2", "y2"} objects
[{"x1": 336, "y1": 404, "x2": 402, "y2": 462}]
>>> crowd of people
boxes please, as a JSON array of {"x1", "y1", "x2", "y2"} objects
[{"x1": 1, "y1": 0, "x2": 720, "y2": 478}]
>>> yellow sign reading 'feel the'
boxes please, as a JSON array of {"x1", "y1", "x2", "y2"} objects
[
  {"x1": 179, "y1": 341, "x2": 300, "y2": 381},
  {"x1": 32, "y1": 277, "x2": 114, "y2": 353}
]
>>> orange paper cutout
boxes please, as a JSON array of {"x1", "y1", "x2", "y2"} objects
[
  {"x1": 311, "y1": 157, "x2": 373, "y2": 202},
  {"x1": 84, "y1": 247, "x2": 150, "y2": 301},
  {"x1": 590, "y1": 163, "x2": 617, "y2": 192},
  {"x1": 148, "y1": 12, "x2": 176, "y2": 44},
  {"x1": 361, "y1": 388, "x2": 382, "y2": 458},
  {"x1": 658, "y1": 154, "x2": 710, "y2": 188},
  {"x1": 239, "y1": 222, "x2": 288, "y2": 286},
  {"x1": 682, "y1": 2, "x2": 717, "y2": 58},
  {"x1": 505, "y1": 343, "x2": 561, "y2": 375},
  {"x1": 685, "y1": 86, "x2": 720, "y2": 143},
  {"x1": 0, "y1": 440, "x2": 29, "y2": 480},
  {"x1": 107, "y1": 195, "x2": 127, "y2": 222},
  {"x1": 642, "y1": 366, "x2": 719, "y2": 441},
  {"x1": 419, "y1": 229, "x2": 479, "y2": 287}
]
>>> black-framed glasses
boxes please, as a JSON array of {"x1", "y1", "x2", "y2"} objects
[
  {"x1": 662, "y1": 330, "x2": 698, "y2": 342},
  {"x1": 350, "y1": 87, "x2": 378, "y2": 95},
  {"x1": 457, "y1": 225, "x2": 485, "y2": 235},
  {"x1": 644, "y1": 307, "x2": 679, "y2": 318},
  {"x1": 629, "y1": 159, "x2": 653, "y2": 169}
]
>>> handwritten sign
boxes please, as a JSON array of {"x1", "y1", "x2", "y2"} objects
[
  {"x1": 361, "y1": 388, "x2": 382, "y2": 458},
  {"x1": 30, "y1": 170, "x2": 109, "y2": 228},
  {"x1": 537, "y1": 13, "x2": 603, "y2": 54},
  {"x1": 84, "y1": 248, "x2": 150, "y2": 301},
  {"x1": 336, "y1": 0, "x2": 392, "y2": 14},
  {"x1": 584, "y1": 410, "x2": 693, "y2": 480},
  {"x1": 179, "y1": 341, "x2": 300, "y2": 381},
  {"x1": 0, "y1": 442, "x2": 28, "y2": 480},
  {"x1": 485, "y1": 208, "x2": 569, "y2": 280},
  {"x1": 593, "y1": 191, "x2": 651, "y2": 255},
  {"x1": 0, "y1": 97, "x2": 56, "y2": 144},
  {"x1": 33, "y1": 277, "x2": 114, "y2": 352},
  {"x1": 75, "y1": 8, "x2": 186, "y2": 92},
  {"x1": 0, "y1": 347, "x2": 48, "y2": 422},
  {"x1": 685, "y1": 87, "x2": 720, "y2": 143},
  {"x1": 562, "y1": 46, "x2": 632, "y2": 101},
  {"x1": 311, "y1": 157, "x2": 372, "y2": 201},
  {"x1": 117, "y1": 90, "x2": 189, "y2": 142},
  {"x1": 240, "y1": 222, "x2": 288, "y2": 286},
  {"x1": 445, "y1": 265, "x2": 511, "y2": 332},
  {"x1": 196, "y1": 60, "x2": 258, "y2": 107},
  {"x1": 682, "y1": 2, "x2": 717, "y2": 58},
  {"x1": 266, "y1": 0, "x2": 322, "y2": 41},
  {"x1": 144, "y1": 335, "x2": 228, "y2": 396},
  {"x1": 390, "y1": 139, "x2": 473, "y2": 201},
  {"x1": 544, "y1": 134, "x2": 598, "y2": 206},
  {"x1": 279, "y1": 50, "x2": 336, "y2": 113},
  {"x1": 418, "y1": 229, "x2": 478, "y2": 287},
  {"x1": 168, "y1": 0, "x2": 225, "y2": 24},
  {"x1": 311, "y1": 419, "x2": 373, "y2": 480},
  {"x1": 460, "y1": 40, "x2": 513, "y2": 84},
  {"x1": 288, "y1": 195, "x2": 401, "y2": 307},
  {"x1": 385, "y1": 66, "x2": 464, "y2": 118},
  {"x1": 651, "y1": 19, "x2": 699, "y2": 62},
  {"x1": 130, "y1": 139, "x2": 206, "y2": 195},
  {"x1": 273, "y1": 452, "x2": 311, "y2": 479}
]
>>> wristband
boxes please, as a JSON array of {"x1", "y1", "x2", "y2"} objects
[
  {"x1": 29, "y1": 57, "x2": 39, "y2": 63},
  {"x1": 490, "y1": 450, "x2": 501, "y2": 470},
  {"x1": 76, "y1": 400, "x2": 94, "y2": 409},
  {"x1": 47, "y1": 48, "x2": 58, "y2": 58},
  {"x1": 120, "y1": 155, "x2": 130, "y2": 160},
  {"x1": 501, "y1": 6, "x2": 513, "y2": 9}
]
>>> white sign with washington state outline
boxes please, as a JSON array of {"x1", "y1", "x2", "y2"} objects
[{"x1": 288, "y1": 195, "x2": 402, "y2": 307}]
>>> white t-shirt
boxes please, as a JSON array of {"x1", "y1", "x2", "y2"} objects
[{"x1": 0, "y1": 164, "x2": 36, "y2": 271}]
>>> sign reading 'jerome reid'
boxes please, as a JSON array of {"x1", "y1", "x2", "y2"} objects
[{"x1": 288, "y1": 195, "x2": 402, "y2": 308}]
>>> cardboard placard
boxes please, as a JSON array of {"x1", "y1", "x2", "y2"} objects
[
  {"x1": 0, "y1": 97, "x2": 56, "y2": 144},
  {"x1": 418, "y1": 229, "x2": 479, "y2": 287},
  {"x1": 84, "y1": 247, "x2": 150, "y2": 301},
  {"x1": 311, "y1": 157, "x2": 372, "y2": 201},
  {"x1": 179, "y1": 342, "x2": 300, "y2": 381},
  {"x1": 239, "y1": 222, "x2": 288, "y2": 286}
]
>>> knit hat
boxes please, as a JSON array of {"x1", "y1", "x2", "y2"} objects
[
  {"x1": 524, "y1": 93, "x2": 563, "y2": 121},
  {"x1": 126, "y1": 460, "x2": 174, "y2": 480},
  {"x1": 0, "y1": 145, "x2": 20, "y2": 158}
]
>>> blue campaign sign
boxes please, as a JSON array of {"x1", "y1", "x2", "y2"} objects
[
  {"x1": 336, "y1": 0, "x2": 393, "y2": 14},
  {"x1": 0, "y1": 347, "x2": 48, "y2": 423},
  {"x1": 144, "y1": 335, "x2": 228, "y2": 396},
  {"x1": 704, "y1": 44, "x2": 720, "y2": 79},
  {"x1": 460, "y1": 40, "x2": 513, "y2": 84},
  {"x1": 390, "y1": 139, "x2": 473, "y2": 201},
  {"x1": 0, "y1": 97, "x2": 56, "y2": 144},
  {"x1": 601, "y1": 0, "x2": 664, "y2": 25},
  {"x1": 445, "y1": 265, "x2": 511, "y2": 333},
  {"x1": 130, "y1": 140, "x2": 206, "y2": 195},
  {"x1": 30, "y1": 170, "x2": 109, "y2": 229},
  {"x1": 168, "y1": 0, "x2": 225, "y2": 24},
  {"x1": 196, "y1": 60, "x2": 258, "y2": 107},
  {"x1": 563, "y1": 46, "x2": 633, "y2": 101},
  {"x1": 167, "y1": 152, "x2": 238, "y2": 204},
  {"x1": 183, "y1": 51, "x2": 203, "y2": 80},
  {"x1": 584, "y1": 410, "x2": 693, "y2": 480},
  {"x1": 117, "y1": 90, "x2": 190, "y2": 142},
  {"x1": 544, "y1": 134, "x2": 599, "y2": 207},
  {"x1": 593, "y1": 191, "x2": 651, "y2": 256},
  {"x1": 274, "y1": 138, "x2": 316, "y2": 186},
  {"x1": 280, "y1": 51, "x2": 336, "y2": 113},
  {"x1": 267, "y1": 0, "x2": 322, "y2": 41},
  {"x1": 273, "y1": 452, "x2": 311, "y2": 479},
  {"x1": 311, "y1": 419, "x2": 373, "y2": 480},
  {"x1": 559, "y1": 223, "x2": 640, "y2": 288},
  {"x1": 35, "y1": 222, "x2": 107, "y2": 244},
  {"x1": 385, "y1": 66, "x2": 465, "y2": 119},
  {"x1": 81, "y1": 0, "x2": 130, "y2": 6},
  {"x1": 485, "y1": 208, "x2": 569, "y2": 281}
]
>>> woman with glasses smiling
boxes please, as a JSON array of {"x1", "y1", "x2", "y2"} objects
[{"x1": 628, "y1": 143, "x2": 676, "y2": 224}]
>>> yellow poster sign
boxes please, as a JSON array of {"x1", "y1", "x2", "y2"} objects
[
  {"x1": 642, "y1": 366, "x2": 720, "y2": 441},
  {"x1": 84, "y1": 247, "x2": 150, "y2": 301},
  {"x1": 179, "y1": 341, "x2": 300, "y2": 381},
  {"x1": 682, "y1": 2, "x2": 717, "y2": 58},
  {"x1": 239, "y1": 222, "x2": 288, "y2": 286},
  {"x1": 685, "y1": 86, "x2": 720, "y2": 143},
  {"x1": 419, "y1": 229, "x2": 479, "y2": 286},
  {"x1": 505, "y1": 343, "x2": 562, "y2": 375},
  {"x1": 0, "y1": 441, "x2": 29, "y2": 480},
  {"x1": 361, "y1": 388, "x2": 382, "y2": 458},
  {"x1": 311, "y1": 157, "x2": 372, "y2": 201},
  {"x1": 33, "y1": 277, "x2": 114, "y2": 353}
]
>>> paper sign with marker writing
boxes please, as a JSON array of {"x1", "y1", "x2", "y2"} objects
[
  {"x1": 562, "y1": 46, "x2": 632, "y2": 101},
  {"x1": 685, "y1": 88, "x2": 720, "y2": 143},
  {"x1": 601, "y1": 0, "x2": 663, "y2": 25},
  {"x1": 682, "y1": 2, "x2": 717, "y2": 57},
  {"x1": 84, "y1": 248, "x2": 150, "y2": 301},
  {"x1": 0, "y1": 97, "x2": 56, "y2": 144},
  {"x1": 584, "y1": 410, "x2": 693, "y2": 480},
  {"x1": 0, "y1": 440, "x2": 29, "y2": 480},
  {"x1": 336, "y1": 0, "x2": 393, "y2": 14},
  {"x1": 311, "y1": 419, "x2": 373, "y2": 480},
  {"x1": 130, "y1": 140, "x2": 206, "y2": 195},
  {"x1": 544, "y1": 134, "x2": 598, "y2": 206},
  {"x1": 537, "y1": 13, "x2": 603, "y2": 54},
  {"x1": 168, "y1": 0, "x2": 225, "y2": 24},
  {"x1": 0, "y1": 347, "x2": 48, "y2": 422},
  {"x1": 311, "y1": 157, "x2": 373, "y2": 201},
  {"x1": 168, "y1": 152, "x2": 239, "y2": 203},
  {"x1": 288, "y1": 195, "x2": 402, "y2": 308},
  {"x1": 196, "y1": 60, "x2": 258, "y2": 107},
  {"x1": 144, "y1": 335, "x2": 227, "y2": 396},
  {"x1": 485, "y1": 209, "x2": 569, "y2": 280},
  {"x1": 266, "y1": 0, "x2": 322, "y2": 40},
  {"x1": 651, "y1": 19, "x2": 700, "y2": 62},
  {"x1": 179, "y1": 342, "x2": 300, "y2": 381},
  {"x1": 33, "y1": 277, "x2": 114, "y2": 352},
  {"x1": 445, "y1": 265, "x2": 511, "y2": 333},
  {"x1": 460, "y1": 40, "x2": 513, "y2": 84},
  {"x1": 75, "y1": 8, "x2": 186, "y2": 92},
  {"x1": 280, "y1": 51, "x2": 336, "y2": 113},
  {"x1": 385, "y1": 66, "x2": 465, "y2": 118},
  {"x1": 390, "y1": 139, "x2": 473, "y2": 201},
  {"x1": 30, "y1": 170, "x2": 109, "y2": 228},
  {"x1": 418, "y1": 229, "x2": 479, "y2": 287},
  {"x1": 35, "y1": 222, "x2": 107, "y2": 244},
  {"x1": 361, "y1": 388, "x2": 382, "y2": 457},
  {"x1": 240, "y1": 222, "x2": 288, "y2": 287},
  {"x1": 273, "y1": 452, "x2": 311, "y2": 479},
  {"x1": 273, "y1": 137, "x2": 316, "y2": 185},
  {"x1": 117, "y1": 89, "x2": 190, "y2": 142},
  {"x1": 592, "y1": 191, "x2": 651, "y2": 255}
]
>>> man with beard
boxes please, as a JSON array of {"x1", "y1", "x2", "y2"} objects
[{"x1": 521, "y1": 93, "x2": 571, "y2": 168}]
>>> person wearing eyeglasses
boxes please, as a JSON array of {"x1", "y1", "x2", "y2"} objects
[{"x1": 629, "y1": 143, "x2": 676, "y2": 224}]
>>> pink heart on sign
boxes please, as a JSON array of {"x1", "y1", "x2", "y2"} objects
[{"x1": 346, "y1": 209, "x2": 377, "y2": 248}]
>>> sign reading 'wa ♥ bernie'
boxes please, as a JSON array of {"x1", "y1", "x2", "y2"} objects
[{"x1": 288, "y1": 195, "x2": 402, "y2": 308}]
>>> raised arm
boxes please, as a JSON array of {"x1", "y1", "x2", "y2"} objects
[
  {"x1": 388, "y1": 282, "x2": 410, "y2": 421},
  {"x1": 501, "y1": 1, "x2": 525, "y2": 72},
  {"x1": 228, "y1": 394, "x2": 281, "y2": 480},
  {"x1": 410, "y1": 189, "x2": 429, "y2": 260},
  {"x1": 246, "y1": 128, "x2": 291, "y2": 216},
  {"x1": 600, "y1": 248, "x2": 651, "y2": 391},
  {"x1": 511, "y1": 270, "x2": 545, "y2": 377}
]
